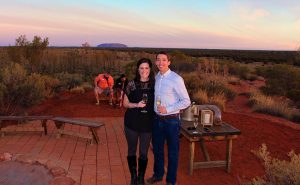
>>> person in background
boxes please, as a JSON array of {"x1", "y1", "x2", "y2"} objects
[
  {"x1": 146, "y1": 51, "x2": 191, "y2": 185},
  {"x1": 123, "y1": 58, "x2": 155, "y2": 185},
  {"x1": 115, "y1": 73, "x2": 128, "y2": 108},
  {"x1": 94, "y1": 71, "x2": 114, "y2": 105}
]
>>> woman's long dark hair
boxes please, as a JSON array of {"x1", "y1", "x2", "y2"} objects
[{"x1": 134, "y1": 58, "x2": 155, "y2": 83}]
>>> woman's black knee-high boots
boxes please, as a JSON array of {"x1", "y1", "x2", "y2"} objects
[
  {"x1": 127, "y1": 156, "x2": 137, "y2": 185},
  {"x1": 137, "y1": 158, "x2": 148, "y2": 185}
]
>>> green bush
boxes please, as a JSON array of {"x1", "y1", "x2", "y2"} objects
[
  {"x1": 0, "y1": 63, "x2": 49, "y2": 114},
  {"x1": 291, "y1": 111, "x2": 300, "y2": 123},
  {"x1": 287, "y1": 89, "x2": 300, "y2": 102},
  {"x1": 54, "y1": 72, "x2": 84, "y2": 91},
  {"x1": 256, "y1": 64, "x2": 300, "y2": 102},
  {"x1": 226, "y1": 61, "x2": 252, "y2": 79}
]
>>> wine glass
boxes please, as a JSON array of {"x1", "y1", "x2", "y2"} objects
[
  {"x1": 141, "y1": 93, "x2": 148, "y2": 113},
  {"x1": 193, "y1": 117, "x2": 199, "y2": 129},
  {"x1": 193, "y1": 110, "x2": 198, "y2": 129}
]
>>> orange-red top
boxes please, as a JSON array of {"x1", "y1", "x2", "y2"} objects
[{"x1": 95, "y1": 74, "x2": 114, "y2": 89}]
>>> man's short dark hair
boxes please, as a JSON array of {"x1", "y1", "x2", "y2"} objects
[{"x1": 156, "y1": 51, "x2": 170, "y2": 60}]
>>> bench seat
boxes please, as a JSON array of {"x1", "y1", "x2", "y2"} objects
[
  {"x1": 0, "y1": 116, "x2": 52, "y2": 136},
  {"x1": 52, "y1": 117, "x2": 104, "y2": 144}
]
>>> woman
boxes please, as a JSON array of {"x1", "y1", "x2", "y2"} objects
[{"x1": 123, "y1": 58, "x2": 155, "y2": 185}]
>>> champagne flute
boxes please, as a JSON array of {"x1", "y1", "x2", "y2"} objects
[
  {"x1": 156, "y1": 96, "x2": 161, "y2": 106},
  {"x1": 141, "y1": 93, "x2": 148, "y2": 113}
]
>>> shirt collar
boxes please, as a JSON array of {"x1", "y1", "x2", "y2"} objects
[{"x1": 158, "y1": 69, "x2": 171, "y2": 78}]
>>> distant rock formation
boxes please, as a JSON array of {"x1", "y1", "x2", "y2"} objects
[{"x1": 97, "y1": 43, "x2": 127, "y2": 48}]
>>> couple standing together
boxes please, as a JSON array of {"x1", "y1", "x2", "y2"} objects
[{"x1": 123, "y1": 51, "x2": 191, "y2": 185}]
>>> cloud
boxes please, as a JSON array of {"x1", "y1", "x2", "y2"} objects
[
  {"x1": 296, "y1": 19, "x2": 300, "y2": 30},
  {"x1": 239, "y1": 8, "x2": 270, "y2": 21}
]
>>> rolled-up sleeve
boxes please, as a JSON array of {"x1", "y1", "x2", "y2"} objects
[{"x1": 166, "y1": 76, "x2": 191, "y2": 113}]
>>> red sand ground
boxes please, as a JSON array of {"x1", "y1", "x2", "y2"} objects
[{"x1": 24, "y1": 87, "x2": 300, "y2": 185}]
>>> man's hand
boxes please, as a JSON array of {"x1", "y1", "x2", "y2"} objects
[{"x1": 157, "y1": 105, "x2": 167, "y2": 114}]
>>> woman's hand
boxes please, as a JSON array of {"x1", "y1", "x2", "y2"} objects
[{"x1": 137, "y1": 101, "x2": 146, "y2": 108}]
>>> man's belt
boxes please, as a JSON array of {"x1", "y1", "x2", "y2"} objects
[{"x1": 157, "y1": 113, "x2": 180, "y2": 120}]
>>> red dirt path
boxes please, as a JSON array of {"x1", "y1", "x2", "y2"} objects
[{"x1": 27, "y1": 90, "x2": 300, "y2": 185}]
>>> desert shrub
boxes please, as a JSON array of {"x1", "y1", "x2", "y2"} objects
[
  {"x1": 248, "y1": 92, "x2": 292, "y2": 119},
  {"x1": 182, "y1": 72, "x2": 235, "y2": 106},
  {"x1": 169, "y1": 50, "x2": 195, "y2": 73},
  {"x1": 39, "y1": 75, "x2": 60, "y2": 98},
  {"x1": 181, "y1": 72, "x2": 202, "y2": 96},
  {"x1": 193, "y1": 89, "x2": 209, "y2": 104},
  {"x1": 227, "y1": 76, "x2": 241, "y2": 85},
  {"x1": 0, "y1": 63, "x2": 49, "y2": 114},
  {"x1": 209, "y1": 92, "x2": 226, "y2": 111},
  {"x1": 192, "y1": 89, "x2": 226, "y2": 111},
  {"x1": 80, "y1": 82, "x2": 93, "y2": 90},
  {"x1": 246, "y1": 144, "x2": 300, "y2": 185},
  {"x1": 70, "y1": 86, "x2": 85, "y2": 94},
  {"x1": 199, "y1": 74, "x2": 236, "y2": 100},
  {"x1": 21, "y1": 73, "x2": 46, "y2": 107},
  {"x1": 256, "y1": 64, "x2": 300, "y2": 102},
  {"x1": 287, "y1": 89, "x2": 300, "y2": 103},
  {"x1": 54, "y1": 72, "x2": 84, "y2": 91},
  {"x1": 226, "y1": 61, "x2": 252, "y2": 80},
  {"x1": 291, "y1": 111, "x2": 300, "y2": 123}
]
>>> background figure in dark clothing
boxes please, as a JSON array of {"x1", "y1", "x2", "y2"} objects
[
  {"x1": 123, "y1": 58, "x2": 155, "y2": 185},
  {"x1": 115, "y1": 74, "x2": 128, "y2": 108}
]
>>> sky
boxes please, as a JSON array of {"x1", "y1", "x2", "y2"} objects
[{"x1": 0, "y1": 0, "x2": 299, "y2": 50}]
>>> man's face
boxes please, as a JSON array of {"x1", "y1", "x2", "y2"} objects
[
  {"x1": 104, "y1": 73, "x2": 109, "y2": 77},
  {"x1": 121, "y1": 77, "x2": 126, "y2": 81},
  {"x1": 155, "y1": 54, "x2": 170, "y2": 74}
]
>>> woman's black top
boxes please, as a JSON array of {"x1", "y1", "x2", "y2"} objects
[{"x1": 124, "y1": 80, "x2": 155, "y2": 133}]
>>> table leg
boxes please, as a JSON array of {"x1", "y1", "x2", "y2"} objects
[
  {"x1": 189, "y1": 141, "x2": 195, "y2": 175},
  {"x1": 54, "y1": 121, "x2": 64, "y2": 138},
  {"x1": 226, "y1": 139, "x2": 232, "y2": 173},
  {"x1": 41, "y1": 120, "x2": 48, "y2": 135},
  {"x1": 0, "y1": 122, "x2": 4, "y2": 137},
  {"x1": 200, "y1": 140, "x2": 210, "y2": 161},
  {"x1": 90, "y1": 128, "x2": 99, "y2": 144}
]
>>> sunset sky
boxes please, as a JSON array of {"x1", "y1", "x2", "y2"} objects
[{"x1": 0, "y1": 0, "x2": 299, "y2": 50}]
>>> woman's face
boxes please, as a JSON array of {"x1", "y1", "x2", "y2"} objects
[{"x1": 138, "y1": 62, "x2": 150, "y2": 80}]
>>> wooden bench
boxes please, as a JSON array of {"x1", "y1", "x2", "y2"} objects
[
  {"x1": 51, "y1": 116, "x2": 104, "y2": 144},
  {"x1": 0, "y1": 116, "x2": 52, "y2": 137}
]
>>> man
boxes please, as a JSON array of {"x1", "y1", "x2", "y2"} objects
[
  {"x1": 147, "y1": 51, "x2": 190, "y2": 185},
  {"x1": 114, "y1": 74, "x2": 128, "y2": 108},
  {"x1": 94, "y1": 71, "x2": 114, "y2": 105}
]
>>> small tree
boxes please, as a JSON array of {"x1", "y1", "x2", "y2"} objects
[
  {"x1": 7, "y1": 35, "x2": 49, "y2": 72},
  {"x1": 82, "y1": 42, "x2": 90, "y2": 48},
  {"x1": 26, "y1": 35, "x2": 49, "y2": 71}
]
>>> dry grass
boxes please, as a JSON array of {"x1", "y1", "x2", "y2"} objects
[
  {"x1": 209, "y1": 92, "x2": 226, "y2": 111},
  {"x1": 227, "y1": 76, "x2": 240, "y2": 85},
  {"x1": 193, "y1": 89, "x2": 209, "y2": 104},
  {"x1": 193, "y1": 89, "x2": 226, "y2": 111},
  {"x1": 70, "y1": 86, "x2": 85, "y2": 94},
  {"x1": 248, "y1": 92, "x2": 292, "y2": 119},
  {"x1": 245, "y1": 144, "x2": 300, "y2": 185}
]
